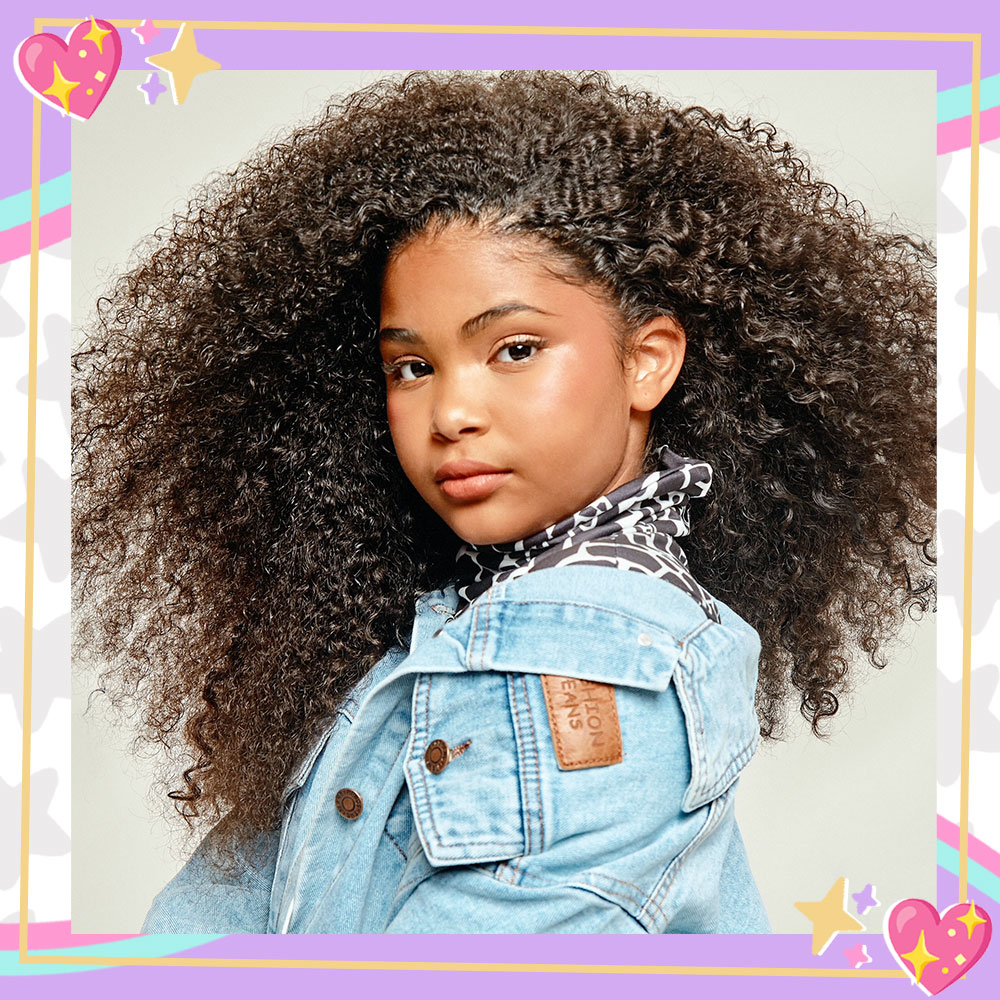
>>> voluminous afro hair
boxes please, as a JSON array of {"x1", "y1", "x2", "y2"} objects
[{"x1": 73, "y1": 70, "x2": 935, "y2": 842}]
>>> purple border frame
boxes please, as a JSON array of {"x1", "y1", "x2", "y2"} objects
[{"x1": 5, "y1": 1, "x2": 998, "y2": 995}]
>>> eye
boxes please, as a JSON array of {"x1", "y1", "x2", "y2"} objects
[
  {"x1": 383, "y1": 359, "x2": 433, "y2": 382},
  {"x1": 494, "y1": 338, "x2": 544, "y2": 363}
]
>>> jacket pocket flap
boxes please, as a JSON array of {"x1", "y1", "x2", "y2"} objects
[
  {"x1": 673, "y1": 616, "x2": 761, "y2": 812},
  {"x1": 404, "y1": 671, "x2": 527, "y2": 865}
]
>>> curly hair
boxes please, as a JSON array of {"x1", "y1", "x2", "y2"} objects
[{"x1": 72, "y1": 70, "x2": 936, "y2": 842}]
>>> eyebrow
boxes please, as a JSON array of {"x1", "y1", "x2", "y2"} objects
[{"x1": 378, "y1": 302, "x2": 554, "y2": 345}]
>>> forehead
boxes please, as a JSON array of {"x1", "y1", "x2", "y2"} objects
[{"x1": 379, "y1": 225, "x2": 616, "y2": 328}]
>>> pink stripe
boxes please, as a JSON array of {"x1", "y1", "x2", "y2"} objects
[
  {"x1": 0, "y1": 204, "x2": 70, "y2": 265},
  {"x1": 937, "y1": 814, "x2": 1000, "y2": 875},
  {"x1": 0, "y1": 920, "x2": 136, "y2": 951},
  {"x1": 937, "y1": 105, "x2": 1000, "y2": 154}
]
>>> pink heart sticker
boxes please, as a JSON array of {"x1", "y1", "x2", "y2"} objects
[
  {"x1": 14, "y1": 17, "x2": 122, "y2": 120},
  {"x1": 884, "y1": 898, "x2": 992, "y2": 995}
]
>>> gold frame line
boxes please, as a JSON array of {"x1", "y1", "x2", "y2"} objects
[
  {"x1": 959, "y1": 33, "x2": 982, "y2": 908},
  {"x1": 18, "y1": 19, "x2": 982, "y2": 976},
  {"x1": 29, "y1": 20, "x2": 980, "y2": 41}
]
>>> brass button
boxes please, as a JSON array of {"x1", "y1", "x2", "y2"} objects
[
  {"x1": 424, "y1": 738, "x2": 470, "y2": 774},
  {"x1": 335, "y1": 787, "x2": 363, "y2": 819},
  {"x1": 424, "y1": 739, "x2": 450, "y2": 774}
]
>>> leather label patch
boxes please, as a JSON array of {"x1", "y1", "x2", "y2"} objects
[{"x1": 540, "y1": 675, "x2": 623, "y2": 770}]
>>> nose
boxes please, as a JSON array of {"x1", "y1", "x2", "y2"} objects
[{"x1": 429, "y1": 369, "x2": 489, "y2": 441}]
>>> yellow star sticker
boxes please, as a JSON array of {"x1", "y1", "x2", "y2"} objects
[
  {"x1": 41, "y1": 61, "x2": 80, "y2": 115},
  {"x1": 900, "y1": 928, "x2": 940, "y2": 985},
  {"x1": 146, "y1": 22, "x2": 220, "y2": 105},
  {"x1": 81, "y1": 16, "x2": 112, "y2": 56},
  {"x1": 956, "y1": 900, "x2": 988, "y2": 940},
  {"x1": 794, "y1": 877, "x2": 865, "y2": 955}
]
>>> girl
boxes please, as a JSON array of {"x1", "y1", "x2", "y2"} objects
[{"x1": 72, "y1": 70, "x2": 936, "y2": 934}]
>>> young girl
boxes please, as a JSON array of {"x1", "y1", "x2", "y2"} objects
[{"x1": 72, "y1": 70, "x2": 936, "y2": 934}]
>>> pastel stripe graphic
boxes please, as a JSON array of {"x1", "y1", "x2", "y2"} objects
[
  {"x1": 0, "y1": 204, "x2": 70, "y2": 263},
  {"x1": 937, "y1": 72, "x2": 1000, "y2": 124},
  {"x1": 2, "y1": 816, "x2": 997, "y2": 977},
  {"x1": 0, "y1": 173, "x2": 70, "y2": 231},
  {"x1": 0, "y1": 73, "x2": 996, "y2": 263},
  {"x1": 0, "y1": 931, "x2": 222, "y2": 976}
]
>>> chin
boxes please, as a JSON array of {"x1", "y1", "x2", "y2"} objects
[{"x1": 447, "y1": 516, "x2": 527, "y2": 547}]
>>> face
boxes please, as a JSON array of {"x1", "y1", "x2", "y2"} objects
[{"x1": 378, "y1": 224, "x2": 654, "y2": 546}]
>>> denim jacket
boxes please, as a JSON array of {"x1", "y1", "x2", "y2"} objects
[{"x1": 142, "y1": 564, "x2": 770, "y2": 935}]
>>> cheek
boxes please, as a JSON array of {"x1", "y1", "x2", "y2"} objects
[
  {"x1": 385, "y1": 393, "x2": 416, "y2": 459},
  {"x1": 526, "y1": 348, "x2": 625, "y2": 429}
]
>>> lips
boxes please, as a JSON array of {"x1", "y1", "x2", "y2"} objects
[
  {"x1": 439, "y1": 472, "x2": 511, "y2": 501},
  {"x1": 434, "y1": 460, "x2": 511, "y2": 502},
  {"x1": 434, "y1": 459, "x2": 509, "y2": 482}
]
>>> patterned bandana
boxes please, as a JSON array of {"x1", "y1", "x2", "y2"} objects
[{"x1": 452, "y1": 445, "x2": 721, "y2": 623}]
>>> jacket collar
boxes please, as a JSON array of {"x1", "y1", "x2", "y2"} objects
[{"x1": 406, "y1": 564, "x2": 756, "y2": 693}]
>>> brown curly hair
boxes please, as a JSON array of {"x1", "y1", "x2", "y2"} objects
[{"x1": 72, "y1": 70, "x2": 936, "y2": 842}]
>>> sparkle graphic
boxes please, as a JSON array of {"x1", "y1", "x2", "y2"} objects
[
  {"x1": 81, "y1": 16, "x2": 112, "y2": 56},
  {"x1": 146, "y1": 22, "x2": 220, "y2": 105},
  {"x1": 851, "y1": 882, "x2": 879, "y2": 916},
  {"x1": 794, "y1": 877, "x2": 865, "y2": 955},
  {"x1": 132, "y1": 19, "x2": 162, "y2": 45},
  {"x1": 138, "y1": 72, "x2": 167, "y2": 105},
  {"x1": 41, "y1": 61, "x2": 80, "y2": 114},
  {"x1": 956, "y1": 901, "x2": 988, "y2": 940},
  {"x1": 844, "y1": 942, "x2": 871, "y2": 969},
  {"x1": 899, "y1": 929, "x2": 940, "y2": 986}
]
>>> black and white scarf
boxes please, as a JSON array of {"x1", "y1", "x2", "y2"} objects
[{"x1": 452, "y1": 445, "x2": 721, "y2": 623}]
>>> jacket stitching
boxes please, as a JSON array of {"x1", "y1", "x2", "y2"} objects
[
  {"x1": 480, "y1": 591, "x2": 493, "y2": 671},
  {"x1": 644, "y1": 791, "x2": 730, "y2": 929},
  {"x1": 469, "y1": 602, "x2": 482, "y2": 669},
  {"x1": 505, "y1": 862, "x2": 669, "y2": 928},
  {"x1": 678, "y1": 618, "x2": 713, "y2": 649},
  {"x1": 280, "y1": 721, "x2": 337, "y2": 803},
  {"x1": 503, "y1": 862, "x2": 666, "y2": 928},
  {"x1": 269, "y1": 796, "x2": 300, "y2": 931},
  {"x1": 493, "y1": 860, "x2": 516, "y2": 885},
  {"x1": 692, "y1": 736, "x2": 758, "y2": 804},
  {"x1": 484, "y1": 597, "x2": 696, "y2": 646},
  {"x1": 686, "y1": 662, "x2": 707, "y2": 780},
  {"x1": 520, "y1": 674, "x2": 544, "y2": 853},
  {"x1": 383, "y1": 828, "x2": 407, "y2": 861},
  {"x1": 673, "y1": 664, "x2": 708, "y2": 802},
  {"x1": 411, "y1": 673, "x2": 438, "y2": 849},
  {"x1": 508, "y1": 674, "x2": 533, "y2": 855},
  {"x1": 395, "y1": 860, "x2": 503, "y2": 898}
]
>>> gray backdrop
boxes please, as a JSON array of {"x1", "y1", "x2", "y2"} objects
[{"x1": 71, "y1": 69, "x2": 937, "y2": 933}]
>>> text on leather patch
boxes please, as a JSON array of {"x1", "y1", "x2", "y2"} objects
[{"x1": 540, "y1": 675, "x2": 623, "y2": 770}]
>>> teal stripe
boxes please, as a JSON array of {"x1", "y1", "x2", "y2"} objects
[
  {"x1": 938, "y1": 72, "x2": 1000, "y2": 124},
  {"x1": 0, "y1": 173, "x2": 70, "y2": 232},
  {"x1": 937, "y1": 841, "x2": 1000, "y2": 904},
  {"x1": 0, "y1": 934, "x2": 220, "y2": 977}
]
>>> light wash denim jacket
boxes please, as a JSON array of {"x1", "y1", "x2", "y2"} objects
[{"x1": 142, "y1": 564, "x2": 770, "y2": 934}]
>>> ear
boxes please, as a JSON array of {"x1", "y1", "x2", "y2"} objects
[{"x1": 623, "y1": 316, "x2": 686, "y2": 413}]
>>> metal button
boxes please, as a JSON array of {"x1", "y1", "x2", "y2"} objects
[
  {"x1": 424, "y1": 739, "x2": 450, "y2": 774},
  {"x1": 335, "y1": 787, "x2": 363, "y2": 819},
  {"x1": 637, "y1": 632, "x2": 653, "y2": 646},
  {"x1": 424, "y1": 738, "x2": 471, "y2": 774}
]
